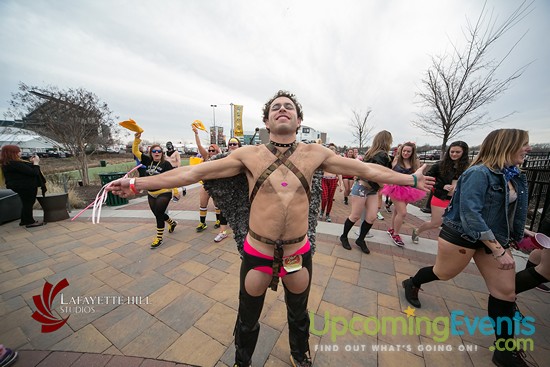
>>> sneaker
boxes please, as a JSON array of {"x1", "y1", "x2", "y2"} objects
[
  {"x1": 325, "y1": 215, "x2": 331, "y2": 222},
  {"x1": 340, "y1": 235, "x2": 352, "y2": 250},
  {"x1": 385, "y1": 203, "x2": 392, "y2": 213},
  {"x1": 319, "y1": 212, "x2": 324, "y2": 220},
  {"x1": 377, "y1": 212, "x2": 384, "y2": 220},
  {"x1": 392, "y1": 234, "x2": 405, "y2": 247},
  {"x1": 172, "y1": 195, "x2": 180, "y2": 202},
  {"x1": 214, "y1": 231, "x2": 228, "y2": 243},
  {"x1": 492, "y1": 348, "x2": 529, "y2": 367},
  {"x1": 535, "y1": 283, "x2": 550, "y2": 293},
  {"x1": 196, "y1": 223, "x2": 208, "y2": 232},
  {"x1": 290, "y1": 353, "x2": 312, "y2": 367},
  {"x1": 168, "y1": 220, "x2": 178, "y2": 233},
  {"x1": 411, "y1": 228, "x2": 419, "y2": 244},
  {"x1": 151, "y1": 238, "x2": 163, "y2": 249},
  {"x1": 387, "y1": 228, "x2": 394, "y2": 237},
  {"x1": 0, "y1": 348, "x2": 18, "y2": 367},
  {"x1": 402, "y1": 278, "x2": 421, "y2": 308},
  {"x1": 214, "y1": 220, "x2": 221, "y2": 229},
  {"x1": 355, "y1": 239, "x2": 370, "y2": 254}
]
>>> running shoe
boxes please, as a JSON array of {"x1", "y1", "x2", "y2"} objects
[
  {"x1": 377, "y1": 212, "x2": 384, "y2": 220},
  {"x1": 168, "y1": 220, "x2": 178, "y2": 233},
  {"x1": 392, "y1": 234, "x2": 405, "y2": 247},
  {"x1": 214, "y1": 220, "x2": 221, "y2": 229},
  {"x1": 385, "y1": 203, "x2": 392, "y2": 213},
  {"x1": 325, "y1": 215, "x2": 331, "y2": 222},
  {"x1": 319, "y1": 212, "x2": 324, "y2": 220},
  {"x1": 0, "y1": 348, "x2": 18, "y2": 367},
  {"x1": 387, "y1": 228, "x2": 394, "y2": 237},
  {"x1": 151, "y1": 238, "x2": 163, "y2": 249},
  {"x1": 214, "y1": 231, "x2": 228, "y2": 243},
  {"x1": 411, "y1": 228, "x2": 419, "y2": 244},
  {"x1": 196, "y1": 223, "x2": 208, "y2": 232}
]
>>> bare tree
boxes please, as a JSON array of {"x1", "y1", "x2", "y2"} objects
[
  {"x1": 413, "y1": 0, "x2": 533, "y2": 152},
  {"x1": 7, "y1": 83, "x2": 117, "y2": 185},
  {"x1": 349, "y1": 109, "x2": 375, "y2": 149}
]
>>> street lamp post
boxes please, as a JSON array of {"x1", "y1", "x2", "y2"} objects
[
  {"x1": 210, "y1": 104, "x2": 217, "y2": 145},
  {"x1": 230, "y1": 103, "x2": 234, "y2": 138}
]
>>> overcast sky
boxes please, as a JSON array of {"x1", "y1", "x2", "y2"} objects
[{"x1": 1, "y1": 0, "x2": 548, "y2": 148}]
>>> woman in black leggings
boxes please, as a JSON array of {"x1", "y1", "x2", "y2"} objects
[{"x1": 132, "y1": 132, "x2": 177, "y2": 248}]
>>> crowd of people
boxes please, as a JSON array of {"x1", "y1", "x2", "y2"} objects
[{"x1": 2, "y1": 89, "x2": 548, "y2": 367}]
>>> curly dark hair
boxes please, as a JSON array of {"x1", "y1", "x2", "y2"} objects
[
  {"x1": 262, "y1": 90, "x2": 304, "y2": 123},
  {"x1": 440, "y1": 140, "x2": 469, "y2": 178}
]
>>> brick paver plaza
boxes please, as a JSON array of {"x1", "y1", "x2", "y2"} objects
[{"x1": 1, "y1": 185, "x2": 548, "y2": 366}]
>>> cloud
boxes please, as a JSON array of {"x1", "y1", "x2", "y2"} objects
[{"x1": 1, "y1": 0, "x2": 548, "y2": 147}]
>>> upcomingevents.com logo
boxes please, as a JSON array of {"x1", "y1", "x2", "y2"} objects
[{"x1": 31, "y1": 278, "x2": 70, "y2": 333}]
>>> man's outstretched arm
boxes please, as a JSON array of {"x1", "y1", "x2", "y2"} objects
[
  {"x1": 322, "y1": 150, "x2": 435, "y2": 192},
  {"x1": 107, "y1": 154, "x2": 245, "y2": 197}
]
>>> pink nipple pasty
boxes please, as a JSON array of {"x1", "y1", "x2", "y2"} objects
[{"x1": 281, "y1": 182, "x2": 288, "y2": 187}]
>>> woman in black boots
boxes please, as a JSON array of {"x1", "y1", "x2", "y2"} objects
[{"x1": 402, "y1": 129, "x2": 531, "y2": 367}]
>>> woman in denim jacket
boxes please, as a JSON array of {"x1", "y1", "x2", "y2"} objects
[{"x1": 402, "y1": 129, "x2": 530, "y2": 367}]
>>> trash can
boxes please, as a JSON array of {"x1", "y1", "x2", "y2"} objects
[
  {"x1": 100, "y1": 160, "x2": 107, "y2": 167},
  {"x1": 98, "y1": 172, "x2": 129, "y2": 206}
]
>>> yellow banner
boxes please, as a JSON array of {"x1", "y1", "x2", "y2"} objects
[{"x1": 233, "y1": 104, "x2": 244, "y2": 137}]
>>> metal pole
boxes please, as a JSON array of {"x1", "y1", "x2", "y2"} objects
[
  {"x1": 230, "y1": 103, "x2": 234, "y2": 138},
  {"x1": 210, "y1": 104, "x2": 217, "y2": 145}
]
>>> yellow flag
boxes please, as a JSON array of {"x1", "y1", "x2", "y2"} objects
[
  {"x1": 192, "y1": 120, "x2": 207, "y2": 131},
  {"x1": 233, "y1": 105, "x2": 244, "y2": 137},
  {"x1": 118, "y1": 119, "x2": 144, "y2": 133}
]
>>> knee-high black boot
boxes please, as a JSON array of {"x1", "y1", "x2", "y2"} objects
[
  {"x1": 234, "y1": 257, "x2": 266, "y2": 366},
  {"x1": 283, "y1": 251, "x2": 313, "y2": 365}
]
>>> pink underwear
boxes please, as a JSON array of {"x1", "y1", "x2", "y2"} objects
[{"x1": 244, "y1": 237, "x2": 310, "y2": 277}]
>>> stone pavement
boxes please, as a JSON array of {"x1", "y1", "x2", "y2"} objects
[{"x1": 0, "y1": 185, "x2": 549, "y2": 367}]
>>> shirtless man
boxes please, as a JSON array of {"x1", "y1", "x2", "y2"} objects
[{"x1": 108, "y1": 90, "x2": 434, "y2": 367}]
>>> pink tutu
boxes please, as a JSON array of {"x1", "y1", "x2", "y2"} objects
[{"x1": 381, "y1": 184, "x2": 426, "y2": 203}]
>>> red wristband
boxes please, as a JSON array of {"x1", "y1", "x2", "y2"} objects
[{"x1": 129, "y1": 178, "x2": 140, "y2": 194}]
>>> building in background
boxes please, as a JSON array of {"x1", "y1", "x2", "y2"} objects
[{"x1": 257, "y1": 125, "x2": 327, "y2": 145}]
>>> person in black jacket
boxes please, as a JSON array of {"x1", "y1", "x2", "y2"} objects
[
  {"x1": 339, "y1": 130, "x2": 393, "y2": 254},
  {"x1": 411, "y1": 141, "x2": 469, "y2": 244},
  {"x1": 0, "y1": 145, "x2": 46, "y2": 227}
]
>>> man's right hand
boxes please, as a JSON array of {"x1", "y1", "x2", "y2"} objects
[{"x1": 106, "y1": 178, "x2": 135, "y2": 198}]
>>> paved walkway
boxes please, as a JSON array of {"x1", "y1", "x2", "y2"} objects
[{"x1": 1, "y1": 186, "x2": 548, "y2": 367}]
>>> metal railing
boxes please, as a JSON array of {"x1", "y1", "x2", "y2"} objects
[{"x1": 523, "y1": 158, "x2": 550, "y2": 233}]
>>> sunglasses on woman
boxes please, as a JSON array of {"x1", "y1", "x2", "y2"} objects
[
  {"x1": 208, "y1": 149, "x2": 216, "y2": 153},
  {"x1": 228, "y1": 143, "x2": 239, "y2": 147},
  {"x1": 151, "y1": 149, "x2": 162, "y2": 153}
]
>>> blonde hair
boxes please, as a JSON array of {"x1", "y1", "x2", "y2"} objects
[
  {"x1": 471, "y1": 129, "x2": 529, "y2": 169},
  {"x1": 364, "y1": 130, "x2": 392, "y2": 161}
]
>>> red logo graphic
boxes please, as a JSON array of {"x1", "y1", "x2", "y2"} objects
[{"x1": 31, "y1": 278, "x2": 70, "y2": 333}]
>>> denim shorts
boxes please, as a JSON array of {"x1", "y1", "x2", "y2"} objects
[{"x1": 350, "y1": 181, "x2": 378, "y2": 198}]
